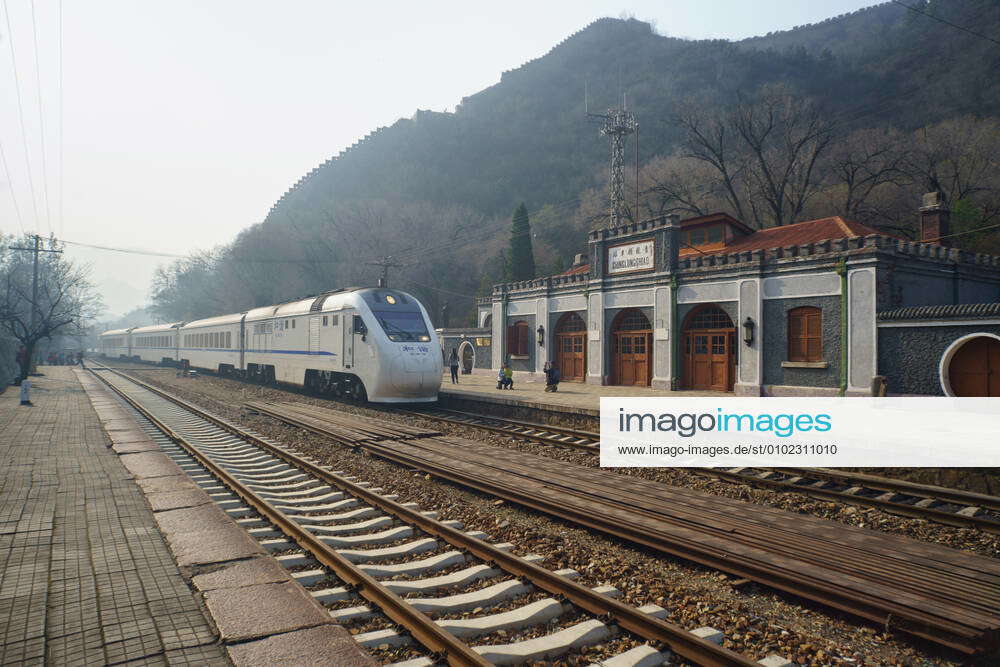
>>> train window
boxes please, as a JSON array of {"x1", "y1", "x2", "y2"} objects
[
  {"x1": 322, "y1": 316, "x2": 328, "y2": 326},
  {"x1": 332, "y1": 314, "x2": 339, "y2": 326},
  {"x1": 226, "y1": 332, "x2": 231, "y2": 348},
  {"x1": 292, "y1": 319, "x2": 296, "y2": 329}
]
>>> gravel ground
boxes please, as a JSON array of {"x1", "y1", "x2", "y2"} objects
[{"x1": 115, "y1": 365, "x2": 986, "y2": 666}]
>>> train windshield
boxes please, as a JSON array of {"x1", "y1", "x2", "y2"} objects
[{"x1": 372, "y1": 310, "x2": 430, "y2": 342}]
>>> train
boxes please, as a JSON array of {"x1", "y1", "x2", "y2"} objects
[{"x1": 98, "y1": 287, "x2": 442, "y2": 403}]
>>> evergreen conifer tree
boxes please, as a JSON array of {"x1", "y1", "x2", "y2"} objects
[{"x1": 508, "y1": 203, "x2": 535, "y2": 281}]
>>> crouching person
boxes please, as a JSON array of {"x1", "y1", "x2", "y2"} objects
[{"x1": 544, "y1": 361, "x2": 560, "y2": 392}]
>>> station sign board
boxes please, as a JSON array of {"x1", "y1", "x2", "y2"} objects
[{"x1": 607, "y1": 239, "x2": 655, "y2": 275}]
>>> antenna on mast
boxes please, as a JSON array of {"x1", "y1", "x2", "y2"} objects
[{"x1": 585, "y1": 80, "x2": 637, "y2": 228}]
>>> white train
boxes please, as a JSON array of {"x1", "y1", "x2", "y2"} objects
[{"x1": 98, "y1": 287, "x2": 442, "y2": 403}]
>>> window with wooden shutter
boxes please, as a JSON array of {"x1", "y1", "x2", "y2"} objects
[
  {"x1": 788, "y1": 307, "x2": 822, "y2": 362},
  {"x1": 507, "y1": 321, "x2": 529, "y2": 356}
]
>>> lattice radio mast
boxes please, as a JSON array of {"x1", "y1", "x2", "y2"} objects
[{"x1": 587, "y1": 83, "x2": 638, "y2": 227}]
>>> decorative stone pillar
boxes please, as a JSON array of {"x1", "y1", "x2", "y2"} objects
[
  {"x1": 587, "y1": 290, "x2": 604, "y2": 384},
  {"x1": 491, "y1": 299, "x2": 504, "y2": 370},
  {"x1": 651, "y1": 285, "x2": 672, "y2": 389},
  {"x1": 535, "y1": 296, "x2": 549, "y2": 375},
  {"x1": 848, "y1": 267, "x2": 876, "y2": 395},
  {"x1": 735, "y1": 278, "x2": 762, "y2": 396}
]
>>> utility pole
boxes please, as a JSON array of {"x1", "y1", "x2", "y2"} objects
[
  {"x1": 9, "y1": 234, "x2": 63, "y2": 376},
  {"x1": 366, "y1": 256, "x2": 401, "y2": 288}
]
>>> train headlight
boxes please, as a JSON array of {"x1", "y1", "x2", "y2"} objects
[{"x1": 385, "y1": 295, "x2": 396, "y2": 305}]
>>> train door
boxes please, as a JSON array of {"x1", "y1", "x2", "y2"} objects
[
  {"x1": 309, "y1": 316, "x2": 321, "y2": 354},
  {"x1": 238, "y1": 316, "x2": 246, "y2": 370},
  {"x1": 329, "y1": 313, "x2": 344, "y2": 370},
  {"x1": 342, "y1": 310, "x2": 355, "y2": 370}
]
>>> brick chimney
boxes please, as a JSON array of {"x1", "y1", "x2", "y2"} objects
[{"x1": 919, "y1": 191, "x2": 951, "y2": 246}]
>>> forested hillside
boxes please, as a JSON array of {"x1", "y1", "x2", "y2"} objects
[{"x1": 151, "y1": 0, "x2": 1000, "y2": 326}]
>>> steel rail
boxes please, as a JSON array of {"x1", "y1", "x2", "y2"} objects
[
  {"x1": 88, "y1": 366, "x2": 491, "y2": 667},
  {"x1": 400, "y1": 406, "x2": 1000, "y2": 534},
  {"x1": 246, "y1": 401, "x2": 999, "y2": 655},
  {"x1": 399, "y1": 407, "x2": 599, "y2": 451},
  {"x1": 775, "y1": 467, "x2": 1000, "y2": 512},
  {"x1": 699, "y1": 467, "x2": 1000, "y2": 534},
  {"x1": 90, "y1": 364, "x2": 756, "y2": 667}
]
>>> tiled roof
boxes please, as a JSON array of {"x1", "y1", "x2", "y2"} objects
[
  {"x1": 552, "y1": 216, "x2": 888, "y2": 277},
  {"x1": 878, "y1": 303, "x2": 1000, "y2": 321},
  {"x1": 720, "y1": 217, "x2": 886, "y2": 254},
  {"x1": 556, "y1": 263, "x2": 590, "y2": 277}
]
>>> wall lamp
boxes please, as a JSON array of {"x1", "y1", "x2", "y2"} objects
[
  {"x1": 536, "y1": 325, "x2": 545, "y2": 347},
  {"x1": 742, "y1": 316, "x2": 755, "y2": 347}
]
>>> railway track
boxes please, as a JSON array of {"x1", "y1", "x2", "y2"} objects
[
  {"x1": 403, "y1": 406, "x2": 1000, "y2": 534},
  {"x1": 88, "y1": 363, "x2": 761, "y2": 667},
  {"x1": 242, "y1": 399, "x2": 1000, "y2": 656},
  {"x1": 399, "y1": 408, "x2": 600, "y2": 452}
]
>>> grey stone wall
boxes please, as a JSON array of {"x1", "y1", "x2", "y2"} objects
[
  {"x1": 439, "y1": 332, "x2": 492, "y2": 370},
  {"x1": 761, "y1": 296, "x2": 841, "y2": 388},
  {"x1": 878, "y1": 324, "x2": 1000, "y2": 395}
]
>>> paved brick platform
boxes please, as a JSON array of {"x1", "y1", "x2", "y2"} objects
[
  {"x1": 440, "y1": 370, "x2": 725, "y2": 417},
  {"x1": 0, "y1": 366, "x2": 227, "y2": 665}
]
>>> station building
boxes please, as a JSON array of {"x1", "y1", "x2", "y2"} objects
[{"x1": 441, "y1": 194, "x2": 1000, "y2": 396}]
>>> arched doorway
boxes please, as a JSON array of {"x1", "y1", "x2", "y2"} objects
[
  {"x1": 682, "y1": 305, "x2": 735, "y2": 392},
  {"x1": 611, "y1": 309, "x2": 652, "y2": 386},
  {"x1": 941, "y1": 334, "x2": 1000, "y2": 396},
  {"x1": 555, "y1": 312, "x2": 586, "y2": 382},
  {"x1": 459, "y1": 340, "x2": 475, "y2": 374}
]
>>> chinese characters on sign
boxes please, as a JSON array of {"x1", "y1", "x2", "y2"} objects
[{"x1": 607, "y1": 240, "x2": 655, "y2": 275}]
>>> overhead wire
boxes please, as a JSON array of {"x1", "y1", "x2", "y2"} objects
[
  {"x1": 29, "y1": 0, "x2": 51, "y2": 233},
  {"x1": 57, "y1": 0, "x2": 63, "y2": 237},
  {"x1": 2, "y1": 0, "x2": 40, "y2": 231},
  {"x1": 891, "y1": 0, "x2": 1000, "y2": 48},
  {"x1": 0, "y1": 140, "x2": 25, "y2": 232}
]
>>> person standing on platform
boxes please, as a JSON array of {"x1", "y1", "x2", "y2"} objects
[
  {"x1": 448, "y1": 348, "x2": 459, "y2": 384},
  {"x1": 503, "y1": 364, "x2": 513, "y2": 390}
]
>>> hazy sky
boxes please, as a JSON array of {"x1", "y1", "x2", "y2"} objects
[{"x1": 0, "y1": 0, "x2": 880, "y2": 317}]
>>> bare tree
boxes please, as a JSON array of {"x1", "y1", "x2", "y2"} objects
[
  {"x1": 907, "y1": 116, "x2": 1000, "y2": 224},
  {"x1": 823, "y1": 126, "x2": 907, "y2": 221},
  {"x1": 675, "y1": 86, "x2": 833, "y2": 228},
  {"x1": 0, "y1": 234, "x2": 103, "y2": 382}
]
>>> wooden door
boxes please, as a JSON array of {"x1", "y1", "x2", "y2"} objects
[
  {"x1": 683, "y1": 330, "x2": 731, "y2": 391},
  {"x1": 950, "y1": 337, "x2": 1000, "y2": 397},
  {"x1": 613, "y1": 332, "x2": 651, "y2": 386},
  {"x1": 556, "y1": 333, "x2": 586, "y2": 381}
]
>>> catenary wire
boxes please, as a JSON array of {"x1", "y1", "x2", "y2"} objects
[
  {"x1": 2, "y1": 0, "x2": 41, "y2": 231},
  {"x1": 891, "y1": 0, "x2": 1000, "y2": 48},
  {"x1": 29, "y1": 0, "x2": 51, "y2": 233},
  {"x1": 0, "y1": 139, "x2": 26, "y2": 232}
]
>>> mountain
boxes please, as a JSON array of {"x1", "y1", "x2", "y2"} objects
[
  {"x1": 266, "y1": 1, "x2": 1000, "y2": 224},
  {"x1": 152, "y1": 1, "x2": 1000, "y2": 325}
]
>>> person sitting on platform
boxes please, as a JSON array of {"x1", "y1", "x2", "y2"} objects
[
  {"x1": 543, "y1": 361, "x2": 560, "y2": 392},
  {"x1": 497, "y1": 364, "x2": 513, "y2": 390}
]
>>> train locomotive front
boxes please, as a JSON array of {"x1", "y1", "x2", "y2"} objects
[{"x1": 236, "y1": 286, "x2": 442, "y2": 402}]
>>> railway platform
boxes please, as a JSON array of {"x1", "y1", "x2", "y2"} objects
[
  {"x1": 0, "y1": 366, "x2": 373, "y2": 666},
  {"x1": 439, "y1": 371, "x2": 724, "y2": 424}
]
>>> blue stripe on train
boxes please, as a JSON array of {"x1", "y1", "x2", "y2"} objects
[{"x1": 119, "y1": 347, "x2": 336, "y2": 356}]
